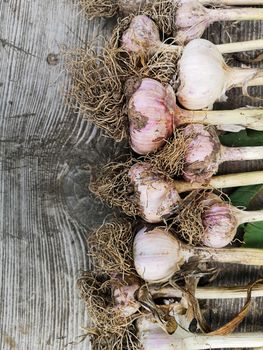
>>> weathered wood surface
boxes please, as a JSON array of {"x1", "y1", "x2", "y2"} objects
[{"x1": 0, "y1": 1, "x2": 263, "y2": 349}]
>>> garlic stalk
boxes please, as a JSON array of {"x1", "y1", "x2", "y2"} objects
[
  {"x1": 137, "y1": 317, "x2": 263, "y2": 350},
  {"x1": 91, "y1": 161, "x2": 263, "y2": 223},
  {"x1": 150, "y1": 283, "x2": 263, "y2": 299},
  {"x1": 181, "y1": 124, "x2": 263, "y2": 183},
  {"x1": 122, "y1": 15, "x2": 263, "y2": 55},
  {"x1": 177, "y1": 38, "x2": 263, "y2": 110},
  {"x1": 84, "y1": 0, "x2": 263, "y2": 43},
  {"x1": 129, "y1": 78, "x2": 263, "y2": 155},
  {"x1": 133, "y1": 226, "x2": 263, "y2": 283},
  {"x1": 196, "y1": 193, "x2": 263, "y2": 248}
]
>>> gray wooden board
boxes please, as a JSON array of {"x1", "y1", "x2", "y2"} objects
[{"x1": 0, "y1": 0, "x2": 263, "y2": 349}]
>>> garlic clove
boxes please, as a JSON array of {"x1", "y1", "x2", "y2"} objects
[
  {"x1": 133, "y1": 227, "x2": 184, "y2": 283},
  {"x1": 128, "y1": 78, "x2": 176, "y2": 154},
  {"x1": 129, "y1": 163, "x2": 181, "y2": 223},
  {"x1": 121, "y1": 15, "x2": 160, "y2": 54},
  {"x1": 201, "y1": 194, "x2": 238, "y2": 248}
]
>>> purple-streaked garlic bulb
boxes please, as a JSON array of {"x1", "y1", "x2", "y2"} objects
[
  {"x1": 177, "y1": 39, "x2": 261, "y2": 110},
  {"x1": 200, "y1": 194, "x2": 238, "y2": 248},
  {"x1": 199, "y1": 193, "x2": 263, "y2": 248},
  {"x1": 129, "y1": 163, "x2": 181, "y2": 223},
  {"x1": 182, "y1": 125, "x2": 221, "y2": 183},
  {"x1": 128, "y1": 78, "x2": 175, "y2": 154},
  {"x1": 181, "y1": 124, "x2": 263, "y2": 183},
  {"x1": 133, "y1": 225, "x2": 263, "y2": 283},
  {"x1": 128, "y1": 78, "x2": 263, "y2": 155},
  {"x1": 175, "y1": 0, "x2": 263, "y2": 43},
  {"x1": 121, "y1": 15, "x2": 164, "y2": 55}
]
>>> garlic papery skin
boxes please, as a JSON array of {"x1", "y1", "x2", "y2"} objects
[
  {"x1": 128, "y1": 78, "x2": 176, "y2": 154},
  {"x1": 200, "y1": 194, "x2": 238, "y2": 248},
  {"x1": 133, "y1": 227, "x2": 189, "y2": 283},
  {"x1": 177, "y1": 39, "x2": 261, "y2": 110},
  {"x1": 137, "y1": 316, "x2": 263, "y2": 350},
  {"x1": 129, "y1": 163, "x2": 181, "y2": 223},
  {"x1": 182, "y1": 125, "x2": 221, "y2": 183}
]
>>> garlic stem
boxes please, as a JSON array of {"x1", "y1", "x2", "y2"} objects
[
  {"x1": 235, "y1": 208, "x2": 263, "y2": 225},
  {"x1": 246, "y1": 76, "x2": 263, "y2": 87},
  {"x1": 150, "y1": 284, "x2": 263, "y2": 299},
  {"x1": 217, "y1": 39, "x2": 263, "y2": 54},
  {"x1": 180, "y1": 108, "x2": 263, "y2": 130},
  {"x1": 220, "y1": 145, "x2": 263, "y2": 163},
  {"x1": 139, "y1": 319, "x2": 263, "y2": 350},
  {"x1": 174, "y1": 170, "x2": 263, "y2": 193},
  {"x1": 210, "y1": 8, "x2": 263, "y2": 22},
  {"x1": 195, "y1": 245, "x2": 263, "y2": 266},
  {"x1": 227, "y1": 67, "x2": 262, "y2": 89}
]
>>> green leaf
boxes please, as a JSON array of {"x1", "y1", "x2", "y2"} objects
[
  {"x1": 244, "y1": 222, "x2": 263, "y2": 248},
  {"x1": 220, "y1": 129, "x2": 263, "y2": 147},
  {"x1": 229, "y1": 185, "x2": 263, "y2": 208},
  {"x1": 230, "y1": 185, "x2": 263, "y2": 248}
]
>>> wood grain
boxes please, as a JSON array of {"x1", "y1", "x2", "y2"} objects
[
  {"x1": 0, "y1": 1, "x2": 263, "y2": 349},
  {"x1": 0, "y1": 1, "x2": 116, "y2": 348}
]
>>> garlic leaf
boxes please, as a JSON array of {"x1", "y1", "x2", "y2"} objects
[
  {"x1": 230, "y1": 185, "x2": 263, "y2": 248},
  {"x1": 220, "y1": 130, "x2": 263, "y2": 147},
  {"x1": 230, "y1": 184, "x2": 263, "y2": 208},
  {"x1": 243, "y1": 223, "x2": 263, "y2": 248}
]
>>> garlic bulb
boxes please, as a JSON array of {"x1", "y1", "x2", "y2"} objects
[
  {"x1": 177, "y1": 39, "x2": 261, "y2": 110},
  {"x1": 200, "y1": 194, "x2": 263, "y2": 248},
  {"x1": 200, "y1": 194, "x2": 238, "y2": 248},
  {"x1": 133, "y1": 227, "x2": 185, "y2": 283},
  {"x1": 133, "y1": 225, "x2": 263, "y2": 283},
  {"x1": 181, "y1": 124, "x2": 263, "y2": 183},
  {"x1": 129, "y1": 78, "x2": 263, "y2": 155},
  {"x1": 121, "y1": 15, "x2": 164, "y2": 55},
  {"x1": 129, "y1": 163, "x2": 181, "y2": 223},
  {"x1": 128, "y1": 78, "x2": 175, "y2": 154},
  {"x1": 182, "y1": 125, "x2": 221, "y2": 183}
]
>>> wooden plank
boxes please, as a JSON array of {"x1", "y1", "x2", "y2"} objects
[{"x1": 0, "y1": 0, "x2": 115, "y2": 348}]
